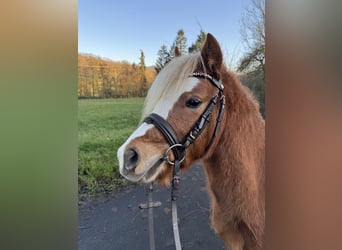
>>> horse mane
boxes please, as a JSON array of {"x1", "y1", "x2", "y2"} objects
[
  {"x1": 204, "y1": 68, "x2": 265, "y2": 248},
  {"x1": 141, "y1": 53, "x2": 202, "y2": 122}
]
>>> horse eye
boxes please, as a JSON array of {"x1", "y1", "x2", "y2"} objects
[{"x1": 186, "y1": 97, "x2": 202, "y2": 108}]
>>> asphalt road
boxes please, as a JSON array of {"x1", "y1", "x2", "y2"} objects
[{"x1": 78, "y1": 164, "x2": 226, "y2": 250}]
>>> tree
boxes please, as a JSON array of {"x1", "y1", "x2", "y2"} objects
[
  {"x1": 154, "y1": 29, "x2": 189, "y2": 74},
  {"x1": 155, "y1": 44, "x2": 170, "y2": 73},
  {"x1": 238, "y1": 0, "x2": 265, "y2": 117},
  {"x1": 170, "y1": 29, "x2": 188, "y2": 57},
  {"x1": 139, "y1": 50, "x2": 147, "y2": 82},
  {"x1": 139, "y1": 50, "x2": 148, "y2": 96},
  {"x1": 139, "y1": 50, "x2": 146, "y2": 72},
  {"x1": 188, "y1": 29, "x2": 206, "y2": 53},
  {"x1": 238, "y1": 0, "x2": 265, "y2": 77},
  {"x1": 78, "y1": 53, "x2": 156, "y2": 98}
]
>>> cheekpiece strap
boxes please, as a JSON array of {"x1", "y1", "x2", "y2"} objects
[{"x1": 183, "y1": 95, "x2": 218, "y2": 148}]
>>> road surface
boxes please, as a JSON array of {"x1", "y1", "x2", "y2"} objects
[{"x1": 78, "y1": 164, "x2": 226, "y2": 250}]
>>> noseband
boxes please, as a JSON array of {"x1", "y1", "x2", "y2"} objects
[{"x1": 142, "y1": 72, "x2": 225, "y2": 250}]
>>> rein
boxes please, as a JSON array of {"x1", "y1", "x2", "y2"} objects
[{"x1": 142, "y1": 72, "x2": 225, "y2": 250}]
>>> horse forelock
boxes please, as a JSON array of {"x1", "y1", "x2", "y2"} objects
[{"x1": 141, "y1": 53, "x2": 202, "y2": 122}]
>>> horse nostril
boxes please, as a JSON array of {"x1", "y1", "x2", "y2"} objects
[{"x1": 124, "y1": 148, "x2": 139, "y2": 172}]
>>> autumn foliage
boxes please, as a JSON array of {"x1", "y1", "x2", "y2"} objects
[{"x1": 78, "y1": 53, "x2": 156, "y2": 98}]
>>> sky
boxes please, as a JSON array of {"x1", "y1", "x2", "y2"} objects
[{"x1": 78, "y1": 0, "x2": 250, "y2": 68}]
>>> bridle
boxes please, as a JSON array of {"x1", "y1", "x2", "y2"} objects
[
  {"x1": 144, "y1": 72, "x2": 225, "y2": 166},
  {"x1": 142, "y1": 72, "x2": 226, "y2": 250}
]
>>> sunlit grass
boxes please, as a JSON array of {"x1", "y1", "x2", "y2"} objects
[{"x1": 78, "y1": 98, "x2": 144, "y2": 196}]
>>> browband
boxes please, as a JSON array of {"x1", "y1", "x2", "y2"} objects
[{"x1": 190, "y1": 72, "x2": 224, "y2": 92}]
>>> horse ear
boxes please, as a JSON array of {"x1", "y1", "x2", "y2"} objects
[
  {"x1": 201, "y1": 33, "x2": 223, "y2": 79},
  {"x1": 175, "y1": 46, "x2": 181, "y2": 57}
]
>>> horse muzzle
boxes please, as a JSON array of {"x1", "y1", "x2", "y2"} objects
[{"x1": 118, "y1": 143, "x2": 167, "y2": 183}]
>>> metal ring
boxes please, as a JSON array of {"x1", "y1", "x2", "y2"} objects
[{"x1": 163, "y1": 144, "x2": 186, "y2": 165}]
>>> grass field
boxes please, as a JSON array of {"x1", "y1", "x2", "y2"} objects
[{"x1": 78, "y1": 98, "x2": 144, "y2": 196}]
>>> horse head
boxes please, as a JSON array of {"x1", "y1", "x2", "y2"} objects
[{"x1": 117, "y1": 34, "x2": 225, "y2": 185}]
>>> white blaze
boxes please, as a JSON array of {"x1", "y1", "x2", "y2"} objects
[
  {"x1": 118, "y1": 123, "x2": 154, "y2": 174},
  {"x1": 152, "y1": 77, "x2": 200, "y2": 119}
]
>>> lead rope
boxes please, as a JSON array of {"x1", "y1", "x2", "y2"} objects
[
  {"x1": 146, "y1": 162, "x2": 182, "y2": 250},
  {"x1": 148, "y1": 182, "x2": 156, "y2": 250},
  {"x1": 171, "y1": 159, "x2": 182, "y2": 250}
]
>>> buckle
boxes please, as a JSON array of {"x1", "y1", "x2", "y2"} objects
[{"x1": 163, "y1": 144, "x2": 186, "y2": 165}]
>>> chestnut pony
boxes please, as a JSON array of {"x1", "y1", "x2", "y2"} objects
[{"x1": 118, "y1": 34, "x2": 265, "y2": 250}]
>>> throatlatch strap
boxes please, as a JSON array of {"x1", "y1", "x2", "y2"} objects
[{"x1": 205, "y1": 95, "x2": 226, "y2": 152}]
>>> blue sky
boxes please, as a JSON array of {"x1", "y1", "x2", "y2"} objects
[{"x1": 78, "y1": 0, "x2": 249, "y2": 67}]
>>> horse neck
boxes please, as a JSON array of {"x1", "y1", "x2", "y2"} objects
[
  {"x1": 205, "y1": 83, "x2": 265, "y2": 199},
  {"x1": 203, "y1": 70, "x2": 265, "y2": 244}
]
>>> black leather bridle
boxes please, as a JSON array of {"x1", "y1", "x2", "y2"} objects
[
  {"x1": 142, "y1": 72, "x2": 226, "y2": 250},
  {"x1": 144, "y1": 72, "x2": 225, "y2": 168}
]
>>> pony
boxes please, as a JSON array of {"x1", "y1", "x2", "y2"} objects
[{"x1": 117, "y1": 33, "x2": 265, "y2": 250}]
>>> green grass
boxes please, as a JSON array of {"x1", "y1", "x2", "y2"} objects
[{"x1": 78, "y1": 98, "x2": 144, "y2": 197}]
